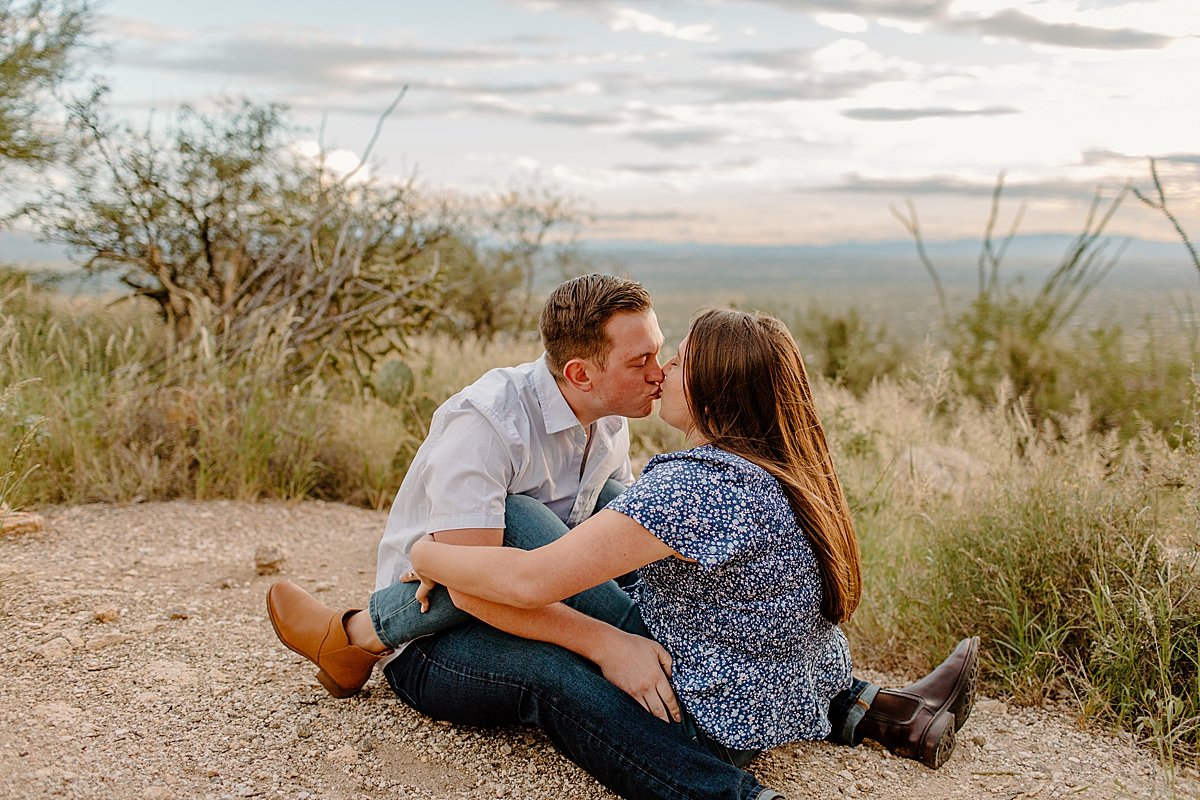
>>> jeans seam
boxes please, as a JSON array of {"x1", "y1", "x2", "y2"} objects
[
  {"x1": 411, "y1": 641, "x2": 722, "y2": 800},
  {"x1": 371, "y1": 592, "x2": 426, "y2": 649}
]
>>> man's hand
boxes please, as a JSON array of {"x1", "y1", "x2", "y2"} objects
[{"x1": 592, "y1": 628, "x2": 681, "y2": 724}]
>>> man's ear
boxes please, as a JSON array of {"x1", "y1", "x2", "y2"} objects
[{"x1": 562, "y1": 358, "x2": 593, "y2": 392}]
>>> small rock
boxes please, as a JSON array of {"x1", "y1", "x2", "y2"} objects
[
  {"x1": 977, "y1": 698, "x2": 1008, "y2": 715},
  {"x1": 85, "y1": 633, "x2": 133, "y2": 650},
  {"x1": 36, "y1": 637, "x2": 74, "y2": 660},
  {"x1": 326, "y1": 745, "x2": 357, "y2": 765},
  {"x1": 0, "y1": 505, "x2": 45, "y2": 537},
  {"x1": 972, "y1": 734, "x2": 987, "y2": 747},
  {"x1": 254, "y1": 544, "x2": 285, "y2": 575},
  {"x1": 167, "y1": 609, "x2": 190, "y2": 620},
  {"x1": 314, "y1": 581, "x2": 334, "y2": 592},
  {"x1": 93, "y1": 606, "x2": 120, "y2": 623}
]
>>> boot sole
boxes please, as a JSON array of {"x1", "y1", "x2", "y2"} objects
[
  {"x1": 922, "y1": 711, "x2": 957, "y2": 769},
  {"x1": 949, "y1": 637, "x2": 980, "y2": 732},
  {"x1": 266, "y1": 584, "x2": 358, "y2": 700}
]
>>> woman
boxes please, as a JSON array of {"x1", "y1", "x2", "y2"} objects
[{"x1": 406, "y1": 309, "x2": 960, "y2": 790}]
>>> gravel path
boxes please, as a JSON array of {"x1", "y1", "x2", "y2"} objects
[{"x1": 1, "y1": 501, "x2": 1195, "y2": 800}]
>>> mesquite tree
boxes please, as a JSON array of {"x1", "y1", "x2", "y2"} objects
[{"x1": 33, "y1": 96, "x2": 464, "y2": 383}]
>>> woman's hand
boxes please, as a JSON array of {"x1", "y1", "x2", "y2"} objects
[
  {"x1": 592, "y1": 628, "x2": 681, "y2": 724},
  {"x1": 400, "y1": 567, "x2": 440, "y2": 613}
]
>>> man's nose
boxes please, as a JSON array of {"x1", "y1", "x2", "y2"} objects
[{"x1": 648, "y1": 362, "x2": 665, "y2": 384}]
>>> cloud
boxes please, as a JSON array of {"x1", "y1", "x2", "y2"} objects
[
  {"x1": 718, "y1": 47, "x2": 818, "y2": 71},
  {"x1": 118, "y1": 36, "x2": 520, "y2": 89},
  {"x1": 610, "y1": 8, "x2": 719, "y2": 42},
  {"x1": 629, "y1": 126, "x2": 733, "y2": 148},
  {"x1": 813, "y1": 12, "x2": 869, "y2": 33},
  {"x1": 593, "y1": 209, "x2": 695, "y2": 222},
  {"x1": 492, "y1": 33, "x2": 570, "y2": 46},
  {"x1": 613, "y1": 157, "x2": 760, "y2": 173},
  {"x1": 613, "y1": 162, "x2": 688, "y2": 175},
  {"x1": 948, "y1": 8, "x2": 1172, "y2": 50},
  {"x1": 829, "y1": 173, "x2": 1127, "y2": 200},
  {"x1": 101, "y1": 15, "x2": 193, "y2": 43},
  {"x1": 745, "y1": 0, "x2": 951, "y2": 22},
  {"x1": 1082, "y1": 148, "x2": 1200, "y2": 168},
  {"x1": 729, "y1": 0, "x2": 1175, "y2": 50},
  {"x1": 842, "y1": 105, "x2": 1019, "y2": 121},
  {"x1": 708, "y1": 47, "x2": 898, "y2": 103}
]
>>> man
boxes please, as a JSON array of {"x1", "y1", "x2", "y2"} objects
[{"x1": 267, "y1": 274, "x2": 979, "y2": 799}]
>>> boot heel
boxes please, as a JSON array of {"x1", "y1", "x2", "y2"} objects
[
  {"x1": 316, "y1": 669, "x2": 355, "y2": 699},
  {"x1": 923, "y1": 712, "x2": 956, "y2": 769}
]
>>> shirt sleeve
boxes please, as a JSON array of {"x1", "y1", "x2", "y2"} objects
[
  {"x1": 421, "y1": 404, "x2": 513, "y2": 532},
  {"x1": 607, "y1": 456, "x2": 760, "y2": 568},
  {"x1": 608, "y1": 454, "x2": 635, "y2": 487}
]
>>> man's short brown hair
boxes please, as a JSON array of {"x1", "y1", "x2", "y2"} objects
[{"x1": 539, "y1": 274, "x2": 652, "y2": 379}]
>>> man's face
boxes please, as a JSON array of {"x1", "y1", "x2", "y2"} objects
[{"x1": 588, "y1": 310, "x2": 665, "y2": 419}]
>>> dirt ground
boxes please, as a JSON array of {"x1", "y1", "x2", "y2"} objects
[{"x1": 1, "y1": 500, "x2": 1195, "y2": 800}]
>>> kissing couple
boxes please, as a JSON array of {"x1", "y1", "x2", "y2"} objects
[{"x1": 267, "y1": 274, "x2": 979, "y2": 800}]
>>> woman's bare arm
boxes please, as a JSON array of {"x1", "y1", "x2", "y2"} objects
[{"x1": 409, "y1": 509, "x2": 677, "y2": 608}]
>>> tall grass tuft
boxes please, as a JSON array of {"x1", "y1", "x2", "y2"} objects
[
  {"x1": 842, "y1": 364, "x2": 1200, "y2": 763},
  {"x1": 0, "y1": 273, "x2": 551, "y2": 509}
]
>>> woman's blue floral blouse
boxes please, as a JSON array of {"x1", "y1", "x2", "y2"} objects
[{"x1": 607, "y1": 444, "x2": 852, "y2": 750}]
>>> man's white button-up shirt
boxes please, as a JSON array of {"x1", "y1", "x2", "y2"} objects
[{"x1": 375, "y1": 355, "x2": 634, "y2": 592}]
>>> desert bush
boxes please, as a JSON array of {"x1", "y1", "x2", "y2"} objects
[
  {"x1": 895, "y1": 175, "x2": 1197, "y2": 442},
  {"x1": 788, "y1": 305, "x2": 905, "y2": 396},
  {"x1": 29, "y1": 96, "x2": 456, "y2": 383},
  {"x1": 0, "y1": 0, "x2": 92, "y2": 180},
  {"x1": 25, "y1": 96, "x2": 581, "y2": 385}
]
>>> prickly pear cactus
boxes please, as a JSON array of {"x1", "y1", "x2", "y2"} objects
[{"x1": 375, "y1": 359, "x2": 415, "y2": 406}]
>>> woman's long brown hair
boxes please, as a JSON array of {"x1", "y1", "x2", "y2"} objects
[{"x1": 684, "y1": 309, "x2": 862, "y2": 623}]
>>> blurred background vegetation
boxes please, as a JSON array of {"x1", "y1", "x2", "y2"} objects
[{"x1": 2, "y1": 0, "x2": 1199, "y2": 775}]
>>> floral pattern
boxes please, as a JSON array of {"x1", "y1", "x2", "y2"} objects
[{"x1": 608, "y1": 444, "x2": 852, "y2": 749}]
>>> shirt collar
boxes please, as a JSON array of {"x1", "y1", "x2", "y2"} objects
[{"x1": 534, "y1": 355, "x2": 583, "y2": 435}]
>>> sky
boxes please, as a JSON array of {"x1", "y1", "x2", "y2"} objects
[{"x1": 92, "y1": 0, "x2": 1200, "y2": 245}]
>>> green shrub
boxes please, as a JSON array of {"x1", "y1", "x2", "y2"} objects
[{"x1": 790, "y1": 305, "x2": 905, "y2": 396}]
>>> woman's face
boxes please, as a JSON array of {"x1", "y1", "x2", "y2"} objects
[{"x1": 657, "y1": 337, "x2": 695, "y2": 438}]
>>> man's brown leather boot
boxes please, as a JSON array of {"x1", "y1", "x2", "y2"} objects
[
  {"x1": 856, "y1": 636, "x2": 980, "y2": 769},
  {"x1": 266, "y1": 580, "x2": 389, "y2": 698}
]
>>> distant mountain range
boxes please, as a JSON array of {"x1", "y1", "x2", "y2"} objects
[
  {"x1": 581, "y1": 235, "x2": 1193, "y2": 291},
  {"x1": 4, "y1": 229, "x2": 1194, "y2": 309},
  {"x1": 5, "y1": 229, "x2": 1189, "y2": 268}
]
